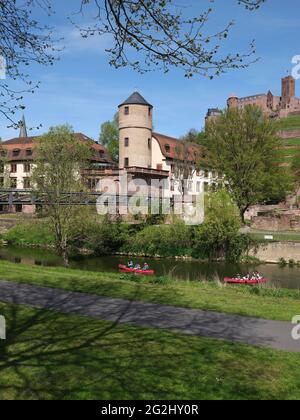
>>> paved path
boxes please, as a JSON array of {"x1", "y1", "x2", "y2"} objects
[{"x1": 0, "y1": 280, "x2": 299, "y2": 353}]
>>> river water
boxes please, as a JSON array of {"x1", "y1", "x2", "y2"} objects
[{"x1": 0, "y1": 245, "x2": 300, "y2": 289}]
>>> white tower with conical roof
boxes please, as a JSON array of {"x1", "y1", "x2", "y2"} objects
[{"x1": 118, "y1": 92, "x2": 153, "y2": 169}]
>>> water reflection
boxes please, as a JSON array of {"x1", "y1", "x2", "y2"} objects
[{"x1": 0, "y1": 246, "x2": 299, "y2": 290}]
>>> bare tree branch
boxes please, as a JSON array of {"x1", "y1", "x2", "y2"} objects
[
  {"x1": 75, "y1": 0, "x2": 266, "y2": 77},
  {"x1": 0, "y1": 0, "x2": 58, "y2": 128}
]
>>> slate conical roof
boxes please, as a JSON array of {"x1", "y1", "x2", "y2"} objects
[
  {"x1": 119, "y1": 91, "x2": 153, "y2": 108},
  {"x1": 19, "y1": 114, "x2": 28, "y2": 138}
]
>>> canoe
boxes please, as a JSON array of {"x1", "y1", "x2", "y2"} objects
[
  {"x1": 224, "y1": 278, "x2": 268, "y2": 285},
  {"x1": 118, "y1": 264, "x2": 155, "y2": 275}
]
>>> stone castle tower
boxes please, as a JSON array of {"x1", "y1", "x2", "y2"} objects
[
  {"x1": 281, "y1": 75, "x2": 295, "y2": 109},
  {"x1": 223, "y1": 75, "x2": 300, "y2": 118},
  {"x1": 118, "y1": 92, "x2": 153, "y2": 169},
  {"x1": 227, "y1": 93, "x2": 238, "y2": 109}
]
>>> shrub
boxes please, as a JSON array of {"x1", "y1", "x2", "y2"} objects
[
  {"x1": 71, "y1": 214, "x2": 133, "y2": 255},
  {"x1": 4, "y1": 220, "x2": 54, "y2": 247},
  {"x1": 122, "y1": 219, "x2": 192, "y2": 257},
  {"x1": 278, "y1": 258, "x2": 287, "y2": 267}
]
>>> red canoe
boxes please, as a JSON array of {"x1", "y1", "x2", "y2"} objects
[
  {"x1": 119, "y1": 264, "x2": 155, "y2": 275},
  {"x1": 224, "y1": 278, "x2": 268, "y2": 285}
]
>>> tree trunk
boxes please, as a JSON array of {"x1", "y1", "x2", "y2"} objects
[{"x1": 62, "y1": 248, "x2": 69, "y2": 268}]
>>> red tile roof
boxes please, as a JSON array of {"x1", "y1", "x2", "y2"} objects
[
  {"x1": 152, "y1": 132, "x2": 206, "y2": 162},
  {"x1": 2, "y1": 133, "x2": 114, "y2": 164}
]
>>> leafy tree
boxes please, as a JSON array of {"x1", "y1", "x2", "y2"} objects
[
  {"x1": 204, "y1": 106, "x2": 294, "y2": 222},
  {"x1": 291, "y1": 151, "x2": 300, "y2": 204},
  {"x1": 31, "y1": 125, "x2": 92, "y2": 266},
  {"x1": 196, "y1": 131, "x2": 209, "y2": 147},
  {"x1": 193, "y1": 190, "x2": 240, "y2": 260},
  {"x1": 180, "y1": 129, "x2": 200, "y2": 143},
  {"x1": 193, "y1": 189, "x2": 258, "y2": 262},
  {"x1": 124, "y1": 218, "x2": 191, "y2": 257},
  {"x1": 0, "y1": 139, "x2": 10, "y2": 188},
  {"x1": 99, "y1": 113, "x2": 119, "y2": 163}
]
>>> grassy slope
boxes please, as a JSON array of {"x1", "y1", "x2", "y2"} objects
[
  {"x1": 278, "y1": 115, "x2": 300, "y2": 131},
  {"x1": 250, "y1": 231, "x2": 300, "y2": 242},
  {"x1": 0, "y1": 261, "x2": 299, "y2": 321},
  {"x1": 281, "y1": 137, "x2": 300, "y2": 147},
  {"x1": 0, "y1": 301, "x2": 299, "y2": 400},
  {"x1": 277, "y1": 116, "x2": 300, "y2": 163}
]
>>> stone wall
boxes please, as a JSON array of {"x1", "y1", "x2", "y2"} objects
[
  {"x1": 278, "y1": 129, "x2": 300, "y2": 139},
  {"x1": 251, "y1": 213, "x2": 300, "y2": 231},
  {"x1": 245, "y1": 204, "x2": 286, "y2": 220},
  {"x1": 252, "y1": 241, "x2": 300, "y2": 263}
]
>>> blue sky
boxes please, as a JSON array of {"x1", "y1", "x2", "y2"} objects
[{"x1": 1, "y1": 0, "x2": 300, "y2": 141}]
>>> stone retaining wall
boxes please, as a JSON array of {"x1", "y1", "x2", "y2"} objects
[{"x1": 253, "y1": 241, "x2": 300, "y2": 263}]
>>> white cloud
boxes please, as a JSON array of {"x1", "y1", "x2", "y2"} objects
[{"x1": 54, "y1": 24, "x2": 113, "y2": 55}]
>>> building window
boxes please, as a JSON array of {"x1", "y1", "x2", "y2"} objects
[
  {"x1": 204, "y1": 170, "x2": 209, "y2": 178},
  {"x1": 124, "y1": 106, "x2": 129, "y2": 115},
  {"x1": 11, "y1": 164, "x2": 17, "y2": 173},
  {"x1": 23, "y1": 178, "x2": 31, "y2": 189},
  {"x1": 196, "y1": 182, "x2": 201, "y2": 193},
  {"x1": 124, "y1": 138, "x2": 129, "y2": 147},
  {"x1": 148, "y1": 138, "x2": 151, "y2": 149},
  {"x1": 10, "y1": 178, "x2": 17, "y2": 188},
  {"x1": 12, "y1": 149, "x2": 20, "y2": 157},
  {"x1": 170, "y1": 164, "x2": 175, "y2": 174},
  {"x1": 0, "y1": 163, "x2": 4, "y2": 174},
  {"x1": 26, "y1": 149, "x2": 33, "y2": 157},
  {"x1": 165, "y1": 144, "x2": 170, "y2": 153},
  {"x1": 157, "y1": 164, "x2": 163, "y2": 171},
  {"x1": 148, "y1": 107, "x2": 152, "y2": 116},
  {"x1": 204, "y1": 182, "x2": 209, "y2": 192},
  {"x1": 24, "y1": 163, "x2": 31, "y2": 173},
  {"x1": 0, "y1": 178, "x2": 4, "y2": 187},
  {"x1": 16, "y1": 204, "x2": 22, "y2": 213},
  {"x1": 124, "y1": 157, "x2": 129, "y2": 168}
]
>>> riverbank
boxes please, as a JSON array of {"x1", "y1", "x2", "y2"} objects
[
  {"x1": 3, "y1": 216, "x2": 300, "y2": 269},
  {"x1": 0, "y1": 260, "x2": 299, "y2": 321},
  {"x1": 251, "y1": 240, "x2": 300, "y2": 264}
]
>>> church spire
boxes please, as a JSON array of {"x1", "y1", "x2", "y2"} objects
[{"x1": 19, "y1": 114, "x2": 28, "y2": 138}]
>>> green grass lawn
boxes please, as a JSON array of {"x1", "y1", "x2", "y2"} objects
[
  {"x1": 250, "y1": 231, "x2": 300, "y2": 242},
  {"x1": 0, "y1": 301, "x2": 299, "y2": 400},
  {"x1": 0, "y1": 260, "x2": 299, "y2": 322},
  {"x1": 281, "y1": 137, "x2": 300, "y2": 147},
  {"x1": 278, "y1": 115, "x2": 300, "y2": 131},
  {"x1": 278, "y1": 148, "x2": 300, "y2": 157}
]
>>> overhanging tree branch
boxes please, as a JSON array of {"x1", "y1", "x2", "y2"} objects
[
  {"x1": 76, "y1": 0, "x2": 266, "y2": 77},
  {"x1": 0, "y1": 0, "x2": 58, "y2": 128}
]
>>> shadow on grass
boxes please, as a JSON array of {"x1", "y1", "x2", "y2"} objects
[{"x1": 0, "y1": 284, "x2": 298, "y2": 400}]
